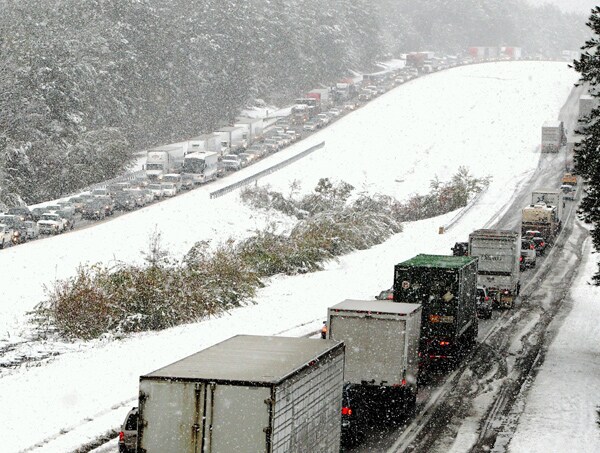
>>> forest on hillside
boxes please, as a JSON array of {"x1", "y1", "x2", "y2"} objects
[{"x1": 0, "y1": 0, "x2": 589, "y2": 204}]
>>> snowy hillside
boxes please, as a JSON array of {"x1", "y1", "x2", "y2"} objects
[{"x1": 0, "y1": 61, "x2": 579, "y2": 452}]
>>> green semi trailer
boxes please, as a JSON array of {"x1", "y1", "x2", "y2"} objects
[{"x1": 393, "y1": 254, "x2": 479, "y2": 363}]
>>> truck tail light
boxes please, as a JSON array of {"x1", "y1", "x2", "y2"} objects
[
  {"x1": 540, "y1": 241, "x2": 545, "y2": 247},
  {"x1": 342, "y1": 406, "x2": 353, "y2": 416},
  {"x1": 519, "y1": 256, "x2": 523, "y2": 262},
  {"x1": 485, "y1": 296, "x2": 489, "y2": 301},
  {"x1": 119, "y1": 431, "x2": 124, "y2": 442}
]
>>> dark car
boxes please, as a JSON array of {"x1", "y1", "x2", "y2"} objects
[
  {"x1": 81, "y1": 200, "x2": 107, "y2": 220},
  {"x1": 114, "y1": 191, "x2": 138, "y2": 211},
  {"x1": 375, "y1": 288, "x2": 394, "y2": 300},
  {"x1": 0, "y1": 214, "x2": 27, "y2": 236},
  {"x1": 340, "y1": 383, "x2": 365, "y2": 447},
  {"x1": 520, "y1": 239, "x2": 537, "y2": 269},
  {"x1": 451, "y1": 242, "x2": 469, "y2": 256},
  {"x1": 531, "y1": 237, "x2": 547, "y2": 255},
  {"x1": 7, "y1": 206, "x2": 32, "y2": 221},
  {"x1": 30, "y1": 207, "x2": 46, "y2": 222},
  {"x1": 476, "y1": 285, "x2": 492, "y2": 319},
  {"x1": 95, "y1": 196, "x2": 115, "y2": 216},
  {"x1": 119, "y1": 407, "x2": 138, "y2": 453}
]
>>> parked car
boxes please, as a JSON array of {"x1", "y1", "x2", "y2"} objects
[
  {"x1": 303, "y1": 120, "x2": 319, "y2": 131},
  {"x1": 180, "y1": 174, "x2": 195, "y2": 190},
  {"x1": 340, "y1": 383, "x2": 365, "y2": 447},
  {"x1": 520, "y1": 239, "x2": 537, "y2": 269},
  {"x1": 137, "y1": 188, "x2": 157, "y2": 204},
  {"x1": 56, "y1": 201, "x2": 76, "y2": 217},
  {"x1": 118, "y1": 407, "x2": 138, "y2": 453},
  {"x1": 23, "y1": 220, "x2": 40, "y2": 240},
  {"x1": 246, "y1": 143, "x2": 267, "y2": 158},
  {"x1": 147, "y1": 183, "x2": 164, "y2": 199},
  {"x1": 262, "y1": 139, "x2": 279, "y2": 153},
  {"x1": 56, "y1": 209, "x2": 75, "y2": 230},
  {"x1": 274, "y1": 134, "x2": 291, "y2": 147},
  {"x1": 37, "y1": 212, "x2": 68, "y2": 235},
  {"x1": 531, "y1": 236, "x2": 547, "y2": 255},
  {"x1": 67, "y1": 196, "x2": 87, "y2": 213},
  {"x1": 0, "y1": 214, "x2": 27, "y2": 236},
  {"x1": 476, "y1": 285, "x2": 493, "y2": 319},
  {"x1": 114, "y1": 191, "x2": 138, "y2": 211},
  {"x1": 161, "y1": 183, "x2": 178, "y2": 197},
  {"x1": 10, "y1": 228, "x2": 26, "y2": 245},
  {"x1": 161, "y1": 174, "x2": 183, "y2": 191},
  {"x1": 0, "y1": 224, "x2": 13, "y2": 249},
  {"x1": 375, "y1": 288, "x2": 394, "y2": 300},
  {"x1": 316, "y1": 113, "x2": 331, "y2": 126},
  {"x1": 451, "y1": 241, "x2": 469, "y2": 256},
  {"x1": 95, "y1": 196, "x2": 115, "y2": 216},
  {"x1": 238, "y1": 152, "x2": 256, "y2": 166},
  {"x1": 283, "y1": 130, "x2": 300, "y2": 142},
  {"x1": 524, "y1": 230, "x2": 546, "y2": 255},
  {"x1": 81, "y1": 200, "x2": 107, "y2": 220},
  {"x1": 222, "y1": 154, "x2": 242, "y2": 171},
  {"x1": 30, "y1": 207, "x2": 46, "y2": 222},
  {"x1": 126, "y1": 188, "x2": 151, "y2": 206},
  {"x1": 6, "y1": 206, "x2": 32, "y2": 221}
]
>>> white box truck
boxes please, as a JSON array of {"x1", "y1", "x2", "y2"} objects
[
  {"x1": 234, "y1": 117, "x2": 264, "y2": 144},
  {"x1": 531, "y1": 188, "x2": 564, "y2": 224},
  {"x1": 468, "y1": 229, "x2": 521, "y2": 309},
  {"x1": 541, "y1": 120, "x2": 565, "y2": 153},
  {"x1": 137, "y1": 335, "x2": 345, "y2": 453},
  {"x1": 326, "y1": 300, "x2": 421, "y2": 419},
  {"x1": 182, "y1": 151, "x2": 219, "y2": 184},
  {"x1": 217, "y1": 126, "x2": 248, "y2": 152},
  {"x1": 145, "y1": 144, "x2": 185, "y2": 180}
]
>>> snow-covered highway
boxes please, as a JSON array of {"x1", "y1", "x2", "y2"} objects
[{"x1": 0, "y1": 61, "x2": 586, "y2": 452}]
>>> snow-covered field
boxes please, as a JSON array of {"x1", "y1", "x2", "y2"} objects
[{"x1": 0, "y1": 61, "x2": 590, "y2": 452}]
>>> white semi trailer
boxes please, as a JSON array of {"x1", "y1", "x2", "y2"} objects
[
  {"x1": 137, "y1": 335, "x2": 345, "y2": 453},
  {"x1": 182, "y1": 151, "x2": 219, "y2": 184},
  {"x1": 468, "y1": 229, "x2": 521, "y2": 309},
  {"x1": 326, "y1": 300, "x2": 421, "y2": 422},
  {"x1": 531, "y1": 188, "x2": 564, "y2": 224},
  {"x1": 145, "y1": 144, "x2": 185, "y2": 180}
]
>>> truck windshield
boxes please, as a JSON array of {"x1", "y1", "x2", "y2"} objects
[
  {"x1": 183, "y1": 159, "x2": 206, "y2": 173},
  {"x1": 146, "y1": 163, "x2": 163, "y2": 170}
]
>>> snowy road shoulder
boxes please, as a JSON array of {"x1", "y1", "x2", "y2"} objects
[{"x1": 509, "y1": 229, "x2": 600, "y2": 453}]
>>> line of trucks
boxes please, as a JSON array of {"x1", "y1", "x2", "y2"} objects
[
  {"x1": 143, "y1": 117, "x2": 265, "y2": 183},
  {"x1": 123, "y1": 184, "x2": 577, "y2": 451},
  {"x1": 119, "y1": 253, "x2": 502, "y2": 452},
  {"x1": 451, "y1": 183, "x2": 575, "y2": 311},
  {"x1": 118, "y1": 177, "x2": 578, "y2": 452}
]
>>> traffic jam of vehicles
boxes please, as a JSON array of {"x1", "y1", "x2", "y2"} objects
[
  {"x1": 0, "y1": 63, "x2": 421, "y2": 250},
  {"x1": 0, "y1": 49, "x2": 521, "y2": 251},
  {"x1": 117, "y1": 128, "x2": 579, "y2": 453},
  {"x1": 0, "y1": 47, "x2": 581, "y2": 453}
]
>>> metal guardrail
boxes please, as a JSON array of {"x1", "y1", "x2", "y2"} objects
[
  {"x1": 440, "y1": 185, "x2": 489, "y2": 233},
  {"x1": 209, "y1": 141, "x2": 325, "y2": 199}
]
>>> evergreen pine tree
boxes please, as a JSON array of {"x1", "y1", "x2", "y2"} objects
[{"x1": 572, "y1": 6, "x2": 600, "y2": 283}]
